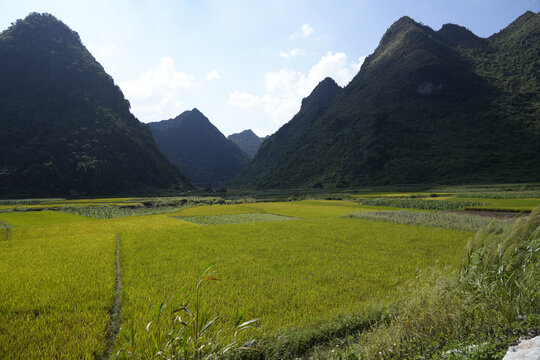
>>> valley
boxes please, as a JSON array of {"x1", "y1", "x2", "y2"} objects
[{"x1": 0, "y1": 7, "x2": 538, "y2": 360}]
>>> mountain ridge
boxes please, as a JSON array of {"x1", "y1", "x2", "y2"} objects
[{"x1": 232, "y1": 12, "x2": 540, "y2": 189}]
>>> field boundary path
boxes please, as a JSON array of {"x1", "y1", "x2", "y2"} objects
[{"x1": 97, "y1": 234, "x2": 123, "y2": 360}]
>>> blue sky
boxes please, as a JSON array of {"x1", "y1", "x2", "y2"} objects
[{"x1": 1, "y1": 0, "x2": 539, "y2": 136}]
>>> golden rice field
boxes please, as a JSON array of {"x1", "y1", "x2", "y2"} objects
[{"x1": 0, "y1": 199, "x2": 475, "y2": 359}]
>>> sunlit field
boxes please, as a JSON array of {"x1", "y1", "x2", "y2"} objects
[{"x1": 0, "y1": 189, "x2": 535, "y2": 359}]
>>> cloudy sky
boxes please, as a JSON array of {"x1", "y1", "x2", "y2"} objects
[{"x1": 1, "y1": 0, "x2": 539, "y2": 136}]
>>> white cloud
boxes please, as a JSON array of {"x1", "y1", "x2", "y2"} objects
[
  {"x1": 228, "y1": 91, "x2": 262, "y2": 109},
  {"x1": 206, "y1": 70, "x2": 220, "y2": 81},
  {"x1": 119, "y1": 56, "x2": 197, "y2": 122},
  {"x1": 253, "y1": 128, "x2": 271, "y2": 137},
  {"x1": 289, "y1": 23, "x2": 314, "y2": 40},
  {"x1": 228, "y1": 51, "x2": 367, "y2": 126},
  {"x1": 307, "y1": 51, "x2": 353, "y2": 88},
  {"x1": 302, "y1": 24, "x2": 314, "y2": 37},
  {"x1": 279, "y1": 48, "x2": 306, "y2": 59}
]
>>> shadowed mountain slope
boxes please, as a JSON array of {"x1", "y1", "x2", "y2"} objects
[
  {"x1": 0, "y1": 13, "x2": 192, "y2": 197},
  {"x1": 149, "y1": 109, "x2": 250, "y2": 187},
  {"x1": 227, "y1": 130, "x2": 266, "y2": 158}
]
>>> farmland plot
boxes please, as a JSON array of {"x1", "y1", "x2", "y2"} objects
[{"x1": 0, "y1": 200, "x2": 472, "y2": 359}]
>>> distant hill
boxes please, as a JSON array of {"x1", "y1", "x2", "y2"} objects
[
  {"x1": 149, "y1": 109, "x2": 250, "y2": 187},
  {"x1": 232, "y1": 12, "x2": 540, "y2": 189},
  {"x1": 0, "y1": 13, "x2": 192, "y2": 197},
  {"x1": 227, "y1": 130, "x2": 267, "y2": 158}
]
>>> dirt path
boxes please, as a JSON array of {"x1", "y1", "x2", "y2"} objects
[{"x1": 96, "y1": 234, "x2": 122, "y2": 360}]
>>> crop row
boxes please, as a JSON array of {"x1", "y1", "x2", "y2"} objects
[{"x1": 355, "y1": 197, "x2": 486, "y2": 210}]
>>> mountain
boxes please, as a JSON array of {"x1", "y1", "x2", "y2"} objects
[
  {"x1": 232, "y1": 12, "x2": 540, "y2": 189},
  {"x1": 0, "y1": 13, "x2": 192, "y2": 197},
  {"x1": 149, "y1": 109, "x2": 250, "y2": 187},
  {"x1": 227, "y1": 130, "x2": 266, "y2": 158},
  {"x1": 232, "y1": 77, "x2": 342, "y2": 188}
]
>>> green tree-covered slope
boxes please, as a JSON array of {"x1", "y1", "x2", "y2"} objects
[
  {"x1": 231, "y1": 77, "x2": 342, "y2": 188},
  {"x1": 0, "y1": 13, "x2": 192, "y2": 197},
  {"x1": 233, "y1": 12, "x2": 540, "y2": 189},
  {"x1": 149, "y1": 109, "x2": 250, "y2": 188},
  {"x1": 227, "y1": 129, "x2": 266, "y2": 158}
]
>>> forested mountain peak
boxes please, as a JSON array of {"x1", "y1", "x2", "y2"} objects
[
  {"x1": 0, "y1": 13, "x2": 192, "y2": 197},
  {"x1": 149, "y1": 109, "x2": 250, "y2": 187},
  {"x1": 3, "y1": 12, "x2": 80, "y2": 44},
  {"x1": 227, "y1": 129, "x2": 267, "y2": 158},
  {"x1": 301, "y1": 77, "x2": 342, "y2": 109},
  {"x1": 437, "y1": 23, "x2": 484, "y2": 48}
]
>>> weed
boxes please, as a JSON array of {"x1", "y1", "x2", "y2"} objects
[
  {"x1": 117, "y1": 265, "x2": 259, "y2": 360},
  {"x1": 461, "y1": 207, "x2": 540, "y2": 320}
]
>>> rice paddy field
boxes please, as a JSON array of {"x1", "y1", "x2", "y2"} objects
[{"x1": 0, "y1": 187, "x2": 538, "y2": 359}]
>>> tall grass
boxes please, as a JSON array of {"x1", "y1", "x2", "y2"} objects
[
  {"x1": 59, "y1": 206, "x2": 183, "y2": 219},
  {"x1": 117, "y1": 265, "x2": 259, "y2": 360},
  {"x1": 348, "y1": 211, "x2": 502, "y2": 232},
  {"x1": 461, "y1": 207, "x2": 540, "y2": 320},
  {"x1": 0, "y1": 198, "x2": 64, "y2": 205}
]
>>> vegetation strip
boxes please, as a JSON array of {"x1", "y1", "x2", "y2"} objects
[
  {"x1": 97, "y1": 234, "x2": 123, "y2": 360},
  {"x1": 174, "y1": 213, "x2": 296, "y2": 225},
  {"x1": 355, "y1": 197, "x2": 487, "y2": 210},
  {"x1": 347, "y1": 211, "x2": 503, "y2": 232}
]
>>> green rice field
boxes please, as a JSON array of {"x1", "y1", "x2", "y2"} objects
[{"x1": 0, "y1": 191, "x2": 531, "y2": 359}]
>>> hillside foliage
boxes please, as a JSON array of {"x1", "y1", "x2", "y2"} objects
[
  {"x1": 149, "y1": 109, "x2": 250, "y2": 188},
  {"x1": 233, "y1": 12, "x2": 540, "y2": 189},
  {"x1": 0, "y1": 13, "x2": 192, "y2": 197}
]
